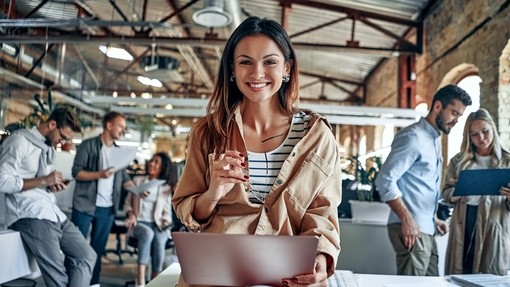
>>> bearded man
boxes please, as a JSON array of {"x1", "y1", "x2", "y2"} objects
[
  {"x1": 375, "y1": 85, "x2": 472, "y2": 276},
  {"x1": 0, "y1": 107, "x2": 96, "y2": 287}
]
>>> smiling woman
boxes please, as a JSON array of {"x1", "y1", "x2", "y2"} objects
[{"x1": 172, "y1": 17, "x2": 342, "y2": 287}]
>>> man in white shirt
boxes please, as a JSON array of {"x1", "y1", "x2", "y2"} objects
[{"x1": 0, "y1": 107, "x2": 96, "y2": 287}]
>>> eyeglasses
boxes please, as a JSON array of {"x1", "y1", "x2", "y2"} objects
[
  {"x1": 57, "y1": 126, "x2": 71, "y2": 142},
  {"x1": 242, "y1": 169, "x2": 267, "y2": 204},
  {"x1": 241, "y1": 155, "x2": 272, "y2": 204}
]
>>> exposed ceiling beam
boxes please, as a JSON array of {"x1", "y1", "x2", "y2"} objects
[
  {"x1": 0, "y1": 67, "x2": 104, "y2": 115},
  {"x1": 289, "y1": 16, "x2": 349, "y2": 39},
  {"x1": 326, "y1": 115, "x2": 416, "y2": 127},
  {"x1": 85, "y1": 96, "x2": 208, "y2": 107},
  {"x1": 109, "y1": 103, "x2": 423, "y2": 127},
  {"x1": 72, "y1": 44, "x2": 99, "y2": 88},
  {"x1": 281, "y1": 0, "x2": 419, "y2": 27},
  {"x1": 87, "y1": 95, "x2": 425, "y2": 118},
  {"x1": 110, "y1": 106, "x2": 206, "y2": 117},
  {"x1": 0, "y1": 35, "x2": 420, "y2": 55},
  {"x1": 300, "y1": 71, "x2": 363, "y2": 86}
]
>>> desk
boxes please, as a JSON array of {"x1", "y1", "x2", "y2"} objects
[
  {"x1": 0, "y1": 229, "x2": 40, "y2": 284},
  {"x1": 146, "y1": 263, "x2": 460, "y2": 287}
]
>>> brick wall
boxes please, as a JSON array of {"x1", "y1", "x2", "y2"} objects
[{"x1": 367, "y1": 0, "x2": 510, "y2": 150}]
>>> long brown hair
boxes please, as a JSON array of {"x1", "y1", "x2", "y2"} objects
[{"x1": 192, "y1": 17, "x2": 300, "y2": 155}]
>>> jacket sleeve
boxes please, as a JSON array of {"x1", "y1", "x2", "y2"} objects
[
  {"x1": 442, "y1": 154, "x2": 461, "y2": 204},
  {"x1": 161, "y1": 185, "x2": 173, "y2": 223},
  {"x1": 172, "y1": 125, "x2": 213, "y2": 232},
  {"x1": 72, "y1": 139, "x2": 91, "y2": 178},
  {"x1": 123, "y1": 189, "x2": 135, "y2": 215},
  {"x1": 0, "y1": 135, "x2": 27, "y2": 193}
]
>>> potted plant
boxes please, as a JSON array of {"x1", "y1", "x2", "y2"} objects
[{"x1": 343, "y1": 155, "x2": 390, "y2": 223}]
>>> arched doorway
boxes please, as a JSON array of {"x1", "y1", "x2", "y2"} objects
[{"x1": 439, "y1": 64, "x2": 481, "y2": 161}]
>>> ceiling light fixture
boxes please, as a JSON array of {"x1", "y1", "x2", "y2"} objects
[
  {"x1": 1, "y1": 43, "x2": 18, "y2": 57},
  {"x1": 136, "y1": 76, "x2": 162, "y2": 88},
  {"x1": 140, "y1": 55, "x2": 183, "y2": 82},
  {"x1": 98, "y1": 45, "x2": 133, "y2": 61},
  {"x1": 192, "y1": 0, "x2": 232, "y2": 27}
]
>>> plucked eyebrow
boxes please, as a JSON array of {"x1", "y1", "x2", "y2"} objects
[{"x1": 236, "y1": 53, "x2": 281, "y2": 60}]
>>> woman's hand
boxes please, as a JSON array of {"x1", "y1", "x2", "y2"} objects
[
  {"x1": 140, "y1": 190, "x2": 150, "y2": 198},
  {"x1": 283, "y1": 254, "x2": 328, "y2": 287},
  {"x1": 206, "y1": 150, "x2": 247, "y2": 202},
  {"x1": 500, "y1": 184, "x2": 510, "y2": 201},
  {"x1": 435, "y1": 218, "x2": 449, "y2": 236},
  {"x1": 124, "y1": 212, "x2": 137, "y2": 228},
  {"x1": 193, "y1": 150, "x2": 247, "y2": 221}
]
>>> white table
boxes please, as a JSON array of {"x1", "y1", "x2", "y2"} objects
[
  {"x1": 0, "y1": 229, "x2": 40, "y2": 284},
  {"x1": 146, "y1": 263, "x2": 460, "y2": 287}
]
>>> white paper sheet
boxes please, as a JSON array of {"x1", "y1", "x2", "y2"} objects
[
  {"x1": 128, "y1": 179, "x2": 166, "y2": 195},
  {"x1": 109, "y1": 146, "x2": 138, "y2": 172}
]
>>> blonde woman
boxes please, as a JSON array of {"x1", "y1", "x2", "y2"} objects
[{"x1": 442, "y1": 108, "x2": 510, "y2": 275}]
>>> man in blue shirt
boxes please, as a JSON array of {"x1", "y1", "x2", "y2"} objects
[{"x1": 375, "y1": 85, "x2": 472, "y2": 276}]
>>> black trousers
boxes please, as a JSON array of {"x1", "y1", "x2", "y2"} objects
[{"x1": 463, "y1": 204, "x2": 478, "y2": 274}]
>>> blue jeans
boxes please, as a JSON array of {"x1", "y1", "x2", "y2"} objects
[
  {"x1": 72, "y1": 207, "x2": 114, "y2": 285},
  {"x1": 133, "y1": 221, "x2": 168, "y2": 272},
  {"x1": 12, "y1": 218, "x2": 96, "y2": 287}
]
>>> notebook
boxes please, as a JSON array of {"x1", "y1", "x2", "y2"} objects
[
  {"x1": 172, "y1": 232, "x2": 319, "y2": 286},
  {"x1": 448, "y1": 274, "x2": 510, "y2": 286},
  {"x1": 453, "y1": 168, "x2": 510, "y2": 196}
]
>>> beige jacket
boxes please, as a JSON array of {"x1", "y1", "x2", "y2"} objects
[
  {"x1": 124, "y1": 175, "x2": 173, "y2": 230},
  {"x1": 442, "y1": 152, "x2": 510, "y2": 275},
  {"x1": 173, "y1": 111, "x2": 342, "y2": 286}
]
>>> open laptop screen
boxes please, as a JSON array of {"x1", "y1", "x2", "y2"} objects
[{"x1": 172, "y1": 232, "x2": 318, "y2": 286}]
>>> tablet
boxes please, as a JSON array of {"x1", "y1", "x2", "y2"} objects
[
  {"x1": 453, "y1": 168, "x2": 510, "y2": 196},
  {"x1": 172, "y1": 232, "x2": 318, "y2": 286}
]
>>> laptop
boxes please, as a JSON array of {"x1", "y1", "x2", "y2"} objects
[{"x1": 172, "y1": 232, "x2": 319, "y2": 286}]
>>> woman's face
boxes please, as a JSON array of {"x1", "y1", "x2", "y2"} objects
[
  {"x1": 233, "y1": 35, "x2": 291, "y2": 104},
  {"x1": 469, "y1": 119, "x2": 493, "y2": 155},
  {"x1": 147, "y1": 155, "x2": 163, "y2": 178}
]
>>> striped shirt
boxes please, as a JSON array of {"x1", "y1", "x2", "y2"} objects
[{"x1": 247, "y1": 112, "x2": 311, "y2": 204}]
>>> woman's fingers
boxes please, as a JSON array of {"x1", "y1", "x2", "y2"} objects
[{"x1": 212, "y1": 151, "x2": 247, "y2": 180}]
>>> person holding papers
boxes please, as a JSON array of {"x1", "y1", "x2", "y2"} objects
[
  {"x1": 124, "y1": 152, "x2": 175, "y2": 287},
  {"x1": 71, "y1": 111, "x2": 135, "y2": 287},
  {"x1": 173, "y1": 17, "x2": 341, "y2": 287},
  {"x1": 442, "y1": 108, "x2": 510, "y2": 275}
]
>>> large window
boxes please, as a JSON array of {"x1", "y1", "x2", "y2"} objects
[{"x1": 447, "y1": 75, "x2": 481, "y2": 161}]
